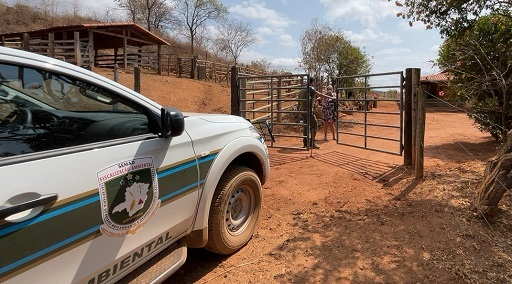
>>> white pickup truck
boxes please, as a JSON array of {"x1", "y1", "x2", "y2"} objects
[{"x1": 0, "y1": 47, "x2": 270, "y2": 283}]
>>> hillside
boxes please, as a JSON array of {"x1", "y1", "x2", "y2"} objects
[
  {"x1": 96, "y1": 68, "x2": 232, "y2": 114},
  {"x1": 0, "y1": 2, "x2": 225, "y2": 62},
  {"x1": 0, "y1": 2, "x2": 98, "y2": 34}
]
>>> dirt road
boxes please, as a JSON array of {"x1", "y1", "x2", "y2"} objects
[{"x1": 106, "y1": 71, "x2": 511, "y2": 284}]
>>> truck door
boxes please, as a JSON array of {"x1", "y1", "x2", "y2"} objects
[{"x1": 0, "y1": 61, "x2": 199, "y2": 283}]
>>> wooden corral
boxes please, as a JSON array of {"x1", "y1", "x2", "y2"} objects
[
  {"x1": 0, "y1": 22, "x2": 282, "y2": 87},
  {"x1": 238, "y1": 74, "x2": 305, "y2": 124},
  {"x1": 0, "y1": 22, "x2": 170, "y2": 72}
]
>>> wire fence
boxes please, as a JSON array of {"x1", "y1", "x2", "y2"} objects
[
  {"x1": 423, "y1": 91, "x2": 509, "y2": 227},
  {"x1": 418, "y1": 92, "x2": 512, "y2": 281}
]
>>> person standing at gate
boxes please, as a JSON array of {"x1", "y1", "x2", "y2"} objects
[
  {"x1": 321, "y1": 85, "x2": 337, "y2": 141},
  {"x1": 298, "y1": 77, "x2": 331, "y2": 148}
]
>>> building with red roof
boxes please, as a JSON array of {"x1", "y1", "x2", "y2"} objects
[{"x1": 420, "y1": 71, "x2": 452, "y2": 99}]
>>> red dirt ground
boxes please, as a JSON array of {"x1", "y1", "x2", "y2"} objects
[{"x1": 100, "y1": 69, "x2": 512, "y2": 284}]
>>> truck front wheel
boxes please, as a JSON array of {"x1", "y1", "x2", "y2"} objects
[{"x1": 205, "y1": 166, "x2": 262, "y2": 255}]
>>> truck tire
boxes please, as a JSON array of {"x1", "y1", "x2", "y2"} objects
[{"x1": 205, "y1": 165, "x2": 262, "y2": 255}]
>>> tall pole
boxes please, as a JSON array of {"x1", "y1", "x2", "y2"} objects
[{"x1": 230, "y1": 66, "x2": 239, "y2": 115}]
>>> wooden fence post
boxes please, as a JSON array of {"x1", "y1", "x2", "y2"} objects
[
  {"x1": 404, "y1": 68, "x2": 413, "y2": 167},
  {"x1": 137, "y1": 47, "x2": 142, "y2": 67},
  {"x1": 412, "y1": 75, "x2": 417, "y2": 167},
  {"x1": 191, "y1": 55, "x2": 197, "y2": 79},
  {"x1": 177, "y1": 57, "x2": 182, "y2": 78},
  {"x1": 277, "y1": 77, "x2": 282, "y2": 122},
  {"x1": 22, "y1": 33, "x2": 29, "y2": 51},
  {"x1": 123, "y1": 37, "x2": 127, "y2": 68},
  {"x1": 134, "y1": 66, "x2": 141, "y2": 93},
  {"x1": 412, "y1": 68, "x2": 424, "y2": 179},
  {"x1": 230, "y1": 65, "x2": 239, "y2": 115},
  {"x1": 74, "y1": 31, "x2": 81, "y2": 66},
  {"x1": 157, "y1": 44, "x2": 162, "y2": 75},
  {"x1": 213, "y1": 62, "x2": 217, "y2": 82},
  {"x1": 114, "y1": 64, "x2": 119, "y2": 82},
  {"x1": 114, "y1": 48, "x2": 118, "y2": 67},
  {"x1": 167, "y1": 57, "x2": 170, "y2": 76},
  {"x1": 204, "y1": 61, "x2": 206, "y2": 81},
  {"x1": 48, "y1": 32, "x2": 55, "y2": 58},
  {"x1": 227, "y1": 65, "x2": 230, "y2": 85},
  {"x1": 241, "y1": 77, "x2": 247, "y2": 119},
  {"x1": 88, "y1": 30, "x2": 95, "y2": 70}
]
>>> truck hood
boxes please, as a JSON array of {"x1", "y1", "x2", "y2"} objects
[
  {"x1": 183, "y1": 112, "x2": 249, "y2": 124},
  {"x1": 182, "y1": 112, "x2": 259, "y2": 150}
]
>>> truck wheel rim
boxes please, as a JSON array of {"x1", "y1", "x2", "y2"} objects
[{"x1": 226, "y1": 187, "x2": 252, "y2": 234}]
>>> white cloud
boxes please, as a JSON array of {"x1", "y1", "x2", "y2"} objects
[
  {"x1": 344, "y1": 29, "x2": 402, "y2": 47},
  {"x1": 229, "y1": 2, "x2": 294, "y2": 29},
  {"x1": 271, "y1": 57, "x2": 301, "y2": 71},
  {"x1": 319, "y1": 0, "x2": 398, "y2": 28},
  {"x1": 236, "y1": 48, "x2": 300, "y2": 72},
  {"x1": 256, "y1": 26, "x2": 274, "y2": 44},
  {"x1": 397, "y1": 20, "x2": 433, "y2": 31},
  {"x1": 372, "y1": 47, "x2": 438, "y2": 74},
  {"x1": 254, "y1": 26, "x2": 295, "y2": 47},
  {"x1": 276, "y1": 34, "x2": 296, "y2": 47},
  {"x1": 374, "y1": 47, "x2": 411, "y2": 57},
  {"x1": 228, "y1": 1, "x2": 297, "y2": 48}
]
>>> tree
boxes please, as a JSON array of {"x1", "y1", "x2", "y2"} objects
[
  {"x1": 174, "y1": 0, "x2": 228, "y2": 56},
  {"x1": 476, "y1": 131, "x2": 512, "y2": 219},
  {"x1": 37, "y1": 0, "x2": 59, "y2": 19},
  {"x1": 391, "y1": 0, "x2": 512, "y2": 37},
  {"x1": 213, "y1": 18, "x2": 258, "y2": 65},
  {"x1": 438, "y1": 14, "x2": 512, "y2": 142},
  {"x1": 114, "y1": 0, "x2": 173, "y2": 32},
  {"x1": 319, "y1": 34, "x2": 348, "y2": 81},
  {"x1": 337, "y1": 44, "x2": 372, "y2": 78},
  {"x1": 300, "y1": 19, "x2": 331, "y2": 80},
  {"x1": 70, "y1": 0, "x2": 79, "y2": 17},
  {"x1": 437, "y1": 14, "x2": 512, "y2": 218},
  {"x1": 248, "y1": 59, "x2": 272, "y2": 73},
  {"x1": 300, "y1": 19, "x2": 372, "y2": 83},
  {"x1": 393, "y1": 0, "x2": 512, "y2": 220}
]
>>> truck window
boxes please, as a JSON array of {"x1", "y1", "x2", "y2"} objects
[{"x1": 0, "y1": 63, "x2": 151, "y2": 158}]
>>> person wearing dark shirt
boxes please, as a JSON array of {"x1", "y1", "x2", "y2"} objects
[{"x1": 298, "y1": 77, "x2": 331, "y2": 148}]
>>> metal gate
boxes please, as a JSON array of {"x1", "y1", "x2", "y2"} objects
[
  {"x1": 237, "y1": 73, "x2": 317, "y2": 150},
  {"x1": 335, "y1": 71, "x2": 404, "y2": 155},
  {"x1": 235, "y1": 71, "x2": 404, "y2": 155}
]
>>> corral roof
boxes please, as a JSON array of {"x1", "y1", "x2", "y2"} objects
[
  {"x1": 421, "y1": 72, "x2": 451, "y2": 83},
  {"x1": 0, "y1": 22, "x2": 170, "y2": 49}
]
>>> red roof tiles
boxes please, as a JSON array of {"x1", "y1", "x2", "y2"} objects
[{"x1": 420, "y1": 72, "x2": 451, "y2": 83}]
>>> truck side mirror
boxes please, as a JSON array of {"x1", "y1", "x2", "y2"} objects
[{"x1": 161, "y1": 107, "x2": 185, "y2": 138}]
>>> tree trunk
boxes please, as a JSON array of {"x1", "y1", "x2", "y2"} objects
[
  {"x1": 475, "y1": 131, "x2": 512, "y2": 218},
  {"x1": 189, "y1": 27, "x2": 195, "y2": 56},
  {"x1": 501, "y1": 90, "x2": 509, "y2": 140}
]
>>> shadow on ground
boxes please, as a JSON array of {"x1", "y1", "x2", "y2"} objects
[
  {"x1": 424, "y1": 140, "x2": 497, "y2": 163},
  {"x1": 312, "y1": 151, "x2": 400, "y2": 181},
  {"x1": 166, "y1": 197, "x2": 512, "y2": 284},
  {"x1": 270, "y1": 150, "x2": 404, "y2": 182}
]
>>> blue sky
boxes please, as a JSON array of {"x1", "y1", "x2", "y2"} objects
[
  {"x1": 222, "y1": 0, "x2": 443, "y2": 76},
  {"x1": 6, "y1": 0, "x2": 443, "y2": 77}
]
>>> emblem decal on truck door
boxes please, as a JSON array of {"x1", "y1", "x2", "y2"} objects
[{"x1": 97, "y1": 157, "x2": 160, "y2": 238}]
